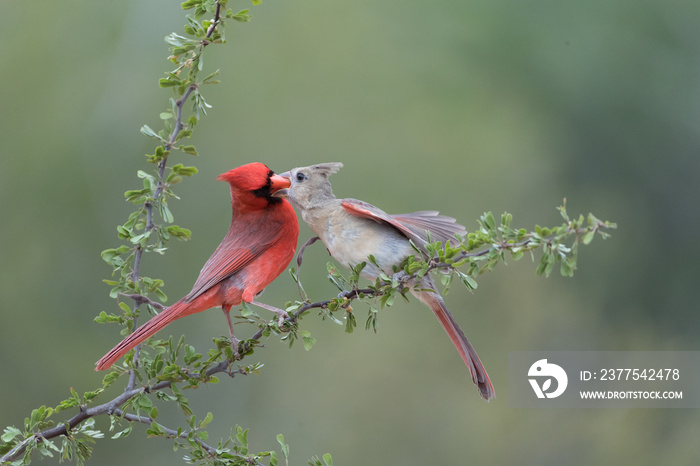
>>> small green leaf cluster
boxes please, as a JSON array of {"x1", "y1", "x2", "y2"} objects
[
  {"x1": 168, "y1": 427, "x2": 332, "y2": 466},
  {"x1": 0, "y1": 400, "x2": 104, "y2": 466},
  {"x1": 274, "y1": 434, "x2": 333, "y2": 466},
  {"x1": 308, "y1": 453, "x2": 334, "y2": 466},
  {"x1": 436, "y1": 202, "x2": 616, "y2": 288},
  {"x1": 95, "y1": 333, "x2": 296, "y2": 465}
]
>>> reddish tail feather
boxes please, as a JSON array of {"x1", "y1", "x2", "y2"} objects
[
  {"x1": 95, "y1": 297, "x2": 210, "y2": 371},
  {"x1": 417, "y1": 290, "x2": 495, "y2": 401}
]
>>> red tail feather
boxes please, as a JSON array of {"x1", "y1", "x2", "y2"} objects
[
  {"x1": 416, "y1": 290, "x2": 495, "y2": 401},
  {"x1": 95, "y1": 297, "x2": 208, "y2": 371}
]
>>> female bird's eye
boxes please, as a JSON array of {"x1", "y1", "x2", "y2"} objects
[{"x1": 296, "y1": 172, "x2": 308, "y2": 182}]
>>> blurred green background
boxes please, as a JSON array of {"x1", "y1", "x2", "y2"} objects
[{"x1": 1, "y1": 0, "x2": 699, "y2": 464}]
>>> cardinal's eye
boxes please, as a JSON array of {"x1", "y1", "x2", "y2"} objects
[{"x1": 296, "y1": 172, "x2": 308, "y2": 182}]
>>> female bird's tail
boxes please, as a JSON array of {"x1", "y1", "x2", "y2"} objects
[{"x1": 412, "y1": 283, "x2": 495, "y2": 401}]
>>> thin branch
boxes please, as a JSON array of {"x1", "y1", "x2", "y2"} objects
[
  {"x1": 119, "y1": 293, "x2": 166, "y2": 311},
  {"x1": 0, "y1": 361, "x2": 246, "y2": 463},
  {"x1": 110, "y1": 409, "x2": 233, "y2": 459},
  {"x1": 1, "y1": 386, "x2": 142, "y2": 463},
  {"x1": 125, "y1": 1, "x2": 221, "y2": 372},
  {"x1": 204, "y1": 1, "x2": 223, "y2": 40}
]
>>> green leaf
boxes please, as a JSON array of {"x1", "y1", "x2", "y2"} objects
[
  {"x1": 140, "y1": 125, "x2": 162, "y2": 140},
  {"x1": 557, "y1": 199, "x2": 569, "y2": 221},
  {"x1": 181, "y1": 0, "x2": 202, "y2": 10},
  {"x1": 457, "y1": 272, "x2": 478, "y2": 290},
  {"x1": 365, "y1": 307, "x2": 379, "y2": 333},
  {"x1": 83, "y1": 389, "x2": 102, "y2": 403},
  {"x1": 171, "y1": 164, "x2": 199, "y2": 176},
  {"x1": 235, "y1": 426, "x2": 249, "y2": 449},
  {"x1": 111, "y1": 426, "x2": 132, "y2": 439},
  {"x1": 147, "y1": 422, "x2": 165, "y2": 437},
  {"x1": 130, "y1": 231, "x2": 152, "y2": 244},
  {"x1": 160, "y1": 202, "x2": 174, "y2": 223},
  {"x1": 277, "y1": 434, "x2": 289, "y2": 459},
  {"x1": 159, "y1": 77, "x2": 180, "y2": 88},
  {"x1": 101, "y1": 246, "x2": 129, "y2": 266},
  {"x1": 179, "y1": 145, "x2": 198, "y2": 156},
  {"x1": 500, "y1": 212, "x2": 513, "y2": 228},
  {"x1": 232, "y1": 9, "x2": 252, "y2": 22},
  {"x1": 201, "y1": 69, "x2": 220, "y2": 84},
  {"x1": 1, "y1": 426, "x2": 22, "y2": 443},
  {"x1": 166, "y1": 225, "x2": 192, "y2": 239},
  {"x1": 560, "y1": 259, "x2": 574, "y2": 277},
  {"x1": 101, "y1": 371, "x2": 121, "y2": 389},
  {"x1": 483, "y1": 211, "x2": 496, "y2": 231},
  {"x1": 199, "y1": 412, "x2": 214, "y2": 429},
  {"x1": 301, "y1": 331, "x2": 316, "y2": 351},
  {"x1": 345, "y1": 311, "x2": 357, "y2": 333}
]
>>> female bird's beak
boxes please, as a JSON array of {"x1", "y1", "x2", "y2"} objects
[{"x1": 270, "y1": 173, "x2": 291, "y2": 198}]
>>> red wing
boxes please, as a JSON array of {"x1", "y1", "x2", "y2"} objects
[
  {"x1": 341, "y1": 199, "x2": 466, "y2": 253},
  {"x1": 184, "y1": 222, "x2": 280, "y2": 302},
  {"x1": 341, "y1": 199, "x2": 397, "y2": 225}
]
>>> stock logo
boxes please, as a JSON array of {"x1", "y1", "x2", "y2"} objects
[{"x1": 528, "y1": 359, "x2": 568, "y2": 399}]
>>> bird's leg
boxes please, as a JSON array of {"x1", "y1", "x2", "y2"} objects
[
  {"x1": 294, "y1": 236, "x2": 321, "y2": 301},
  {"x1": 222, "y1": 307, "x2": 240, "y2": 360},
  {"x1": 249, "y1": 300, "x2": 289, "y2": 327}
]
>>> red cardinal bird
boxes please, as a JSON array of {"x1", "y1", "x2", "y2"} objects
[
  {"x1": 278, "y1": 163, "x2": 494, "y2": 401},
  {"x1": 96, "y1": 162, "x2": 299, "y2": 371}
]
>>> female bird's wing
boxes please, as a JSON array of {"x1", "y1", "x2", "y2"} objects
[{"x1": 341, "y1": 199, "x2": 466, "y2": 253}]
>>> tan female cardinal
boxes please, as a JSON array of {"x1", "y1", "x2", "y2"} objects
[
  {"x1": 96, "y1": 162, "x2": 299, "y2": 371},
  {"x1": 277, "y1": 163, "x2": 494, "y2": 401}
]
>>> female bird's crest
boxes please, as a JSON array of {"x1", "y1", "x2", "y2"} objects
[
  {"x1": 311, "y1": 162, "x2": 343, "y2": 177},
  {"x1": 281, "y1": 163, "x2": 343, "y2": 210}
]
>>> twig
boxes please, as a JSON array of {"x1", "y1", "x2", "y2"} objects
[
  {"x1": 120, "y1": 293, "x2": 166, "y2": 310},
  {"x1": 125, "y1": 1, "x2": 223, "y2": 371},
  {"x1": 0, "y1": 358, "x2": 251, "y2": 463},
  {"x1": 110, "y1": 409, "x2": 232, "y2": 459},
  {"x1": 204, "y1": 1, "x2": 222, "y2": 40}
]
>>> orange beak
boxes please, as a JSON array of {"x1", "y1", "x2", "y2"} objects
[{"x1": 270, "y1": 173, "x2": 291, "y2": 198}]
